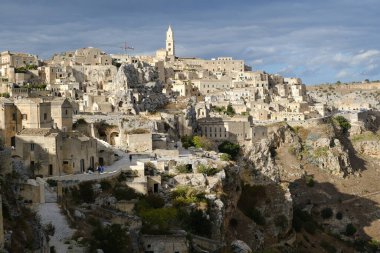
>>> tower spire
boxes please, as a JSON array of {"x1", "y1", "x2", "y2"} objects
[{"x1": 166, "y1": 25, "x2": 175, "y2": 57}]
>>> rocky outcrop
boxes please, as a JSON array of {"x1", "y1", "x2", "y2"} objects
[
  {"x1": 110, "y1": 62, "x2": 168, "y2": 114},
  {"x1": 243, "y1": 124, "x2": 301, "y2": 184},
  {"x1": 306, "y1": 137, "x2": 353, "y2": 177},
  {"x1": 353, "y1": 140, "x2": 380, "y2": 157},
  {"x1": 231, "y1": 240, "x2": 252, "y2": 253}
]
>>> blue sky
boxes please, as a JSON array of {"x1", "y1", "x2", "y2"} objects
[{"x1": 1, "y1": 0, "x2": 379, "y2": 84}]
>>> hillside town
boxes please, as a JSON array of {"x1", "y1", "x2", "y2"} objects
[{"x1": 0, "y1": 26, "x2": 380, "y2": 253}]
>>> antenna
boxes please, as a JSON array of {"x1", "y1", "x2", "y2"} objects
[{"x1": 120, "y1": 41, "x2": 134, "y2": 54}]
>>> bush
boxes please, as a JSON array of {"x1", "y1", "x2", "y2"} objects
[
  {"x1": 144, "y1": 162, "x2": 157, "y2": 176},
  {"x1": 334, "y1": 116, "x2": 351, "y2": 134},
  {"x1": 46, "y1": 179, "x2": 57, "y2": 187},
  {"x1": 335, "y1": 212, "x2": 343, "y2": 220},
  {"x1": 220, "y1": 153, "x2": 231, "y2": 161},
  {"x1": 100, "y1": 180, "x2": 112, "y2": 191},
  {"x1": 171, "y1": 186, "x2": 205, "y2": 207},
  {"x1": 139, "y1": 208, "x2": 177, "y2": 233},
  {"x1": 144, "y1": 194, "x2": 165, "y2": 209},
  {"x1": 193, "y1": 136, "x2": 215, "y2": 150},
  {"x1": 321, "y1": 207, "x2": 333, "y2": 219},
  {"x1": 182, "y1": 209, "x2": 212, "y2": 237},
  {"x1": 113, "y1": 186, "x2": 140, "y2": 201},
  {"x1": 176, "y1": 164, "x2": 192, "y2": 174},
  {"x1": 345, "y1": 223, "x2": 357, "y2": 236},
  {"x1": 72, "y1": 181, "x2": 95, "y2": 203},
  {"x1": 90, "y1": 224, "x2": 131, "y2": 253},
  {"x1": 305, "y1": 175, "x2": 315, "y2": 187},
  {"x1": 226, "y1": 103, "x2": 236, "y2": 117},
  {"x1": 181, "y1": 135, "x2": 194, "y2": 149},
  {"x1": 218, "y1": 141, "x2": 240, "y2": 160},
  {"x1": 197, "y1": 164, "x2": 220, "y2": 176}
]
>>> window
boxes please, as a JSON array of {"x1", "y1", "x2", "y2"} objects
[
  {"x1": 30, "y1": 143, "x2": 35, "y2": 151},
  {"x1": 22, "y1": 114, "x2": 27, "y2": 120},
  {"x1": 12, "y1": 113, "x2": 16, "y2": 121},
  {"x1": 44, "y1": 113, "x2": 47, "y2": 120},
  {"x1": 65, "y1": 109, "x2": 68, "y2": 115}
]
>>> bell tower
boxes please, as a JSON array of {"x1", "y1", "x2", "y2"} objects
[{"x1": 166, "y1": 25, "x2": 175, "y2": 56}]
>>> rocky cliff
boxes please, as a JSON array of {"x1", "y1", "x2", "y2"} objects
[{"x1": 110, "y1": 62, "x2": 168, "y2": 113}]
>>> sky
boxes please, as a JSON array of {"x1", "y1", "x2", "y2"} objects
[{"x1": 1, "y1": 0, "x2": 379, "y2": 84}]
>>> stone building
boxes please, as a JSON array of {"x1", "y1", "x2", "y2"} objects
[
  {"x1": 197, "y1": 116, "x2": 252, "y2": 143},
  {"x1": 0, "y1": 97, "x2": 22, "y2": 147},
  {"x1": 14, "y1": 98, "x2": 53, "y2": 129},
  {"x1": 0, "y1": 51, "x2": 38, "y2": 79},
  {"x1": 15, "y1": 128, "x2": 97, "y2": 176},
  {"x1": 50, "y1": 47, "x2": 112, "y2": 66},
  {"x1": 141, "y1": 234, "x2": 189, "y2": 253},
  {"x1": 50, "y1": 98, "x2": 73, "y2": 131},
  {"x1": 192, "y1": 77, "x2": 232, "y2": 95}
]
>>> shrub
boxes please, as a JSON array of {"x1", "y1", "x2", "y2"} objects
[
  {"x1": 181, "y1": 135, "x2": 194, "y2": 149},
  {"x1": 335, "y1": 212, "x2": 343, "y2": 220},
  {"x1": 368, "y1": 239, "x2": 380, "y2": 251},
  {"x1": 218, "y1": 141, "x2": 240, "y2": 160},
  {"x1": 144, "y1": 162, "x2": 157, "y2": 176},
  {"x1": 139, "y1": 208, "x2": 178, "y2": 233},
  {"x1": 176, "y1": 164, "x2": 192, "y2": 174},
  {"x1": 100, "y1": 180, "x2": 112, "y2": 191},
  {"x1": 182, "y1": 209, "x2": 212, "y2": 237},
  {"x1": 334, "y1": 116, "x2": 351, "y2": 134},
  {"x1": 171, "y1": 186, "x2": 205, "y2": 207},
  {"x1": 305, "y1": 175, "x2": 315, "y2": 187},
  {"x1": 345, "y1": 223, "x2": 357, "y2": 236},
  {"x1": 72, "y1": 181, "x2": 95, "y2": 203},
  {"x1": 46, "y1": 179, "x2": 57, "y2": 187},
  {"x1": 90, "y1": 224, "x2": 131, "y2": 253},
  {"x1": 113, "y1": 186, "x2": 140, "y2": 201},
  {"x1": 220, "y1": 153, "x2": 231, "y2": 161},
  {"x1": 193, "y1": 136, "x2": 215, "y2": 150},
  {"x1": 144, "y1": 194, "x2": 165, "y2": 209},
  {"x1": 197, "y1": 164, "x2": 220, "y2": 176},
  {"x1": 321, "y1": 207, "x2": 333, "y2": 219},
  {"x1": 226, "y1": 103, "x2": 236, "y2": 117}
]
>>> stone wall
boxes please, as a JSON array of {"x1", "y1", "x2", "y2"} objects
[
  {"x1": 19, "y1": 178, "x2": 45, "y2": 204},
  {"x1": 126, "y1": 133, "x2": 152, "y2": 152}
]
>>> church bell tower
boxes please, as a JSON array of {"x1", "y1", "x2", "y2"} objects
[{"x1": 166, "y1": 25, "x2": 175, "y2": 57}]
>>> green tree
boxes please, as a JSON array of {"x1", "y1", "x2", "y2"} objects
[
  {"x1": 226, "y1": 103, "x2": 236, "y2": 117},
  {"x1": 192, "y1": 136, "x2": 215, "y2": 150},
  {"x1": 181, "y1": 135, "x2": 194, "y2": 149},
  {"x1": 334, "y1": 116, "x2": 351, "y2": 134},
  {"x1": 218, "y1": 140, "x2": 240, "y2": 160}
]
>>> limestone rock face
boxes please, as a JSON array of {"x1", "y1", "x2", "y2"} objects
[
  {"x1": 231, "y1": 240, "x2": 252, "y2": 253},
  {"x1": 354, "y1": 140, "x2": 380, "y2": 157},
  {"x1": 306, "y1": 136, "x2": 353, "y2": 177},
  {"x1": 243, "y1": 124, "x2": 301, "y2": 184},
  {"x1": 110, "y1": 62, "x2": 168, "y2": 113},
  {"x1": 174, "y1": 173, "x2": 207, "y2": 187}
]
